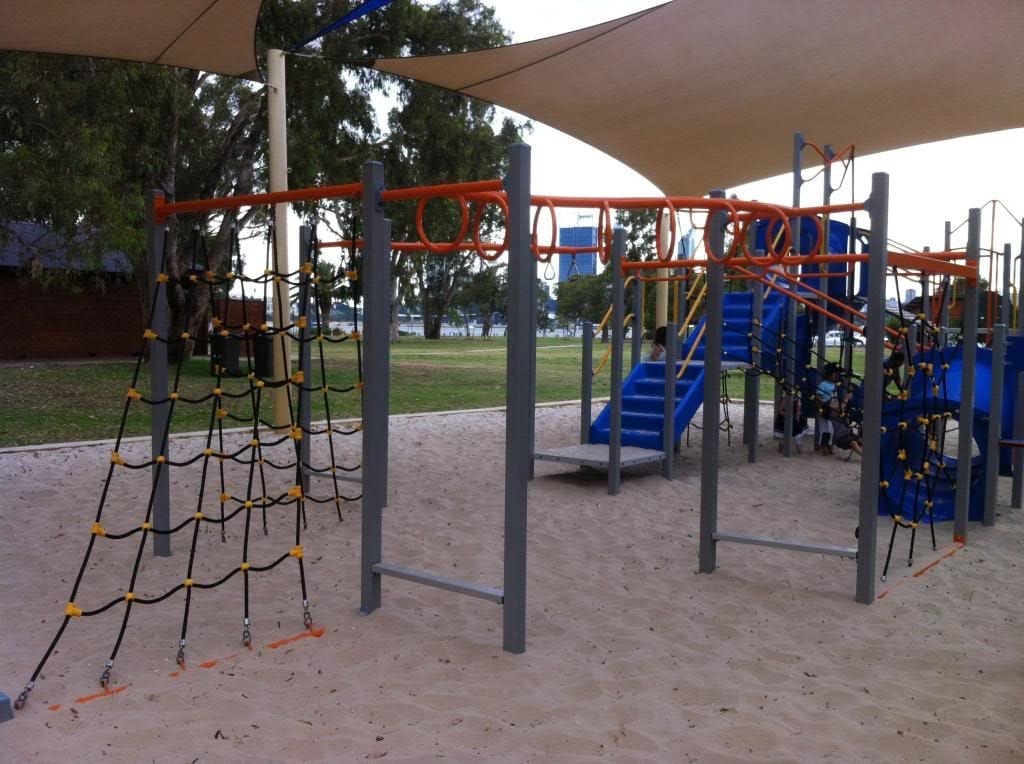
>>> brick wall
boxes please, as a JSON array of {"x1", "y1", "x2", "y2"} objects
[{"x1": 0, "y1": 274, "x2": 145, "y2": 359}]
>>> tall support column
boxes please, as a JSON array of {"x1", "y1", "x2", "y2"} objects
[
  {"x1": 360, "y1": 162, "x2": 389, "y2": 615},
  {"x1": 1012, "y1": 373, "x2": 1024, "y2": 508},
  {"x1": 744, "y1": 278, "x2": 763, "y2": 462},
  {"x1": 844, "y1": 214, "x2": 857, "y2": 372},
  {"x1": 984, "y1": 324, "x2": 1007, "y2": 526},
  {"x1": 954, "y1": 209, "x2": 982, "y2": 544},
  {"x1": 298, "y1": 226, "x2": 313, "y2": 495},
  {"x1": 784, "y1": 132, "x2": 803, "y2": 457},
  {"x1": 1001, "y1": 244, "x2": 1012, "y2": 326},
  {"x1": 503, "y1": 143, "x2": 531, "y2": 654},
  {"x1": 1017, "y1": 225, "x2": 1024, "y2": 336},
  {"x1": 608, "y1": 229, "x2": 626, "y2": 496},
  {"x1": 855, "y1": 173, "x2": 889, "y2": 604},
  {"x1": 148, "y1": 191, "x2": 171, "y2": 557},
  {"x1": 663, "y1": 320, "x2": 678, "y2": 479},
  {"x1": 581, "y1": 321, "x2": 593, "y2": 445},
  {"x1": 921, "y1": 248, "x2": 931, "y2": 322},
  {"x1": 698, "y1": 191, "x2": 726, "y2": 574},
  {"x1": 656, "y1": 209, "x2": 671, "y2": 328},
  {"x1": 268, "y1": 49, "x2": 292, "y2": 427}
]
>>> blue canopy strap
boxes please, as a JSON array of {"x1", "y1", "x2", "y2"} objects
[{"x1": 290, "y1": 0, "x2": 395, "y2": 52}]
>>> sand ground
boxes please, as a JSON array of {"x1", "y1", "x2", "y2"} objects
[{"x1": 1, "y1": 403, "x2": 1021, "y2": 762}]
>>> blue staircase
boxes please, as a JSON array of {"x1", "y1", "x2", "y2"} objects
[{"x1": 589, "y1": 291, "x2": 788, "y2": 450}]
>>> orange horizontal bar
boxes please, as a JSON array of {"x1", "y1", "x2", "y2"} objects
[
  {"x1": 154, "y1": 183, "x2": 363, "y2": 223},
  {"x1": 380, "y1": 179, "x2": 503, "y2": 202},
  {"x1": 890, "y1": 253, "x2": 977, "y2": 283}
]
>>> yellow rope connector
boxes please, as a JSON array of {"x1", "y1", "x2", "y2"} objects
[
  {"x1": 203, "y1": 448, "x2": 213, "y2": 457},
  {"x1": 354, "y1": 381, "x2": 365, "y2": 391},
  {"x1": 898, "y1": 421, "x2": 908, "y2": 430},
  {"x1": 933, "y1": 385, "x2": 940, "y2": 397},
  {"x1": 264, "y1": 268, "x2": 273, "y2": 276},
  {"x1": 184, "y1": 579, "x2": 194, "y2": 588},
  {"x1": 917, "y1": 416, "x2": 929, "y2": 426},
  {"x1": 300, "y1": 262, "x2": 314, "y2": 274},
  {"x1": 909, "y1": 521, "x2": 919, "y2": 529},
  {"x1": 879, "y1": 480, "x2": 890, "y2": 488},
  {"x1": 349, "y1": 331, "x2": 362, "y2": 341},
  {"x1": 194, "y1": 512, "x2": 204, "y2": 521},
  {"x1": 322, "y1": 385, "x2": 330, "y2": 393},
  {"x1": 260, "y1": 323, "x2": 269, "y2": 332},
  {"x1": 213, "y1": 387, "x2": 223, "y2": 396},
  {"x1": 255, "y1": 379, "x2": 265, "y2": 388},
  {"x1": 288, "y1": 485, "x2": 303, "y2": 499},
  {"x1": 904, "y1": 469, "x2": 913, "y2": 480},
  {"x1": 243, "y1": 324, "x2": 252, "y2": 333},
  {"x1": 212, "y1": 317, "x2": 222, "y2": 328},
  {"x1": 290, "y1": 427, "x2": 303, "y2": 441},
  {"x1": 289, "y1": 545, "x2": 304, "y2": 559},
  {"x1": 180, "y1": 332, "x2": 191, "y2": 341},
  {"x1": 110, "y1": 451, "x2": 125, "y2": 466},
  {"x1": 924, "y1": 500, "x2": 934, "y2": 509},
  {"x1": 217, "y1": 408, "x2": 228, "y2": 419},
  {"x1": 91, "y1": 522, "x2": 106, "y2": 537},
  {"x1": 65, "y1": 602, "x2": 83, "y2": 618},
  {"x1": 125, "y1": 387, "x2": 142, "y2": 401},
  {"x1": 225, "y1": 271, "x2": 236, "y2": 280},
  {"x1": 899, "y1": 326, "x2": 908, "y2": 336},
  {"x1": 169, "y1": 392, "x2": 179, "y2": 401},
  {"x1": 942, "y1": 363, "x2": 950, "y2": 370},
  {"x1": 923, "y1": 462, "x2": 931, "y2": 474},
  {"x1": 913, "y1": 472, "x2": 924, "y2": 481},
  {"x1": 893, "y1": 514, "x2": 904, "y2": 523},
  {"x1": 925, "y1": 364, "x2": 934, "y2": 376},
  {"x1": 897, "y1": 449, "x2": 907, "y2": 462},
  {"x1": 220, "y1": 329, "x2": 230, "y2": 338},
  {"x1": 274, "y1": 275, "x2": 282, "y2": 284},
  {"x1": 240, "y1": 562, "x2": 250, "y2": 571},
  {"x1": 155, "y1": 455, "x2": 166, "y2": 464},
  {"x1": 291, "y1": 371, "x2": 305, "y2": 384},
  {"x1": 317, "y1": 334, "x2": 325, "y2": 343},
  {"x1": 220, "y1": 493, "x2": 230, "y2": 503},
  {"x1": 204, "y1": 271, "x2": 215, "y2": 282},
  {"x1": 250, "y1": 438, "x2": 260, "y2": 447},
  {"x1": 141, "y1": 522, "x2": 152, "y2": 531},
  {"x1": 143, "y1": 328, "x2": 158, "y2": 341},
  {"x1": 346, "y1": 269, "x2": 358, "y2": 281},
  {"x1": 244, "y1": 500, "x2": 254, "y2": 510},
  {"x1": 880, "y1": 426, "x2": 887, "y2": 434},
  {"x1": 124, "y1": 592, "x2": 135, "y2": 602},
  {"x1": 296, "y1": 316, "x2": 308, "y2": 329},
  {"x1": 156, "y1": 273, "x2": 169, "y2": 284},
  {"x1": 899, "y1": 390, "x2": 910, "y2": 401},
  {"x1": 312, "y1": 275, "x2": 320, "y2": 284}
]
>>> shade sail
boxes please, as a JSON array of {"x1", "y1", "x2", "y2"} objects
[
  {"x1": 372, "y1": 0, "x2": 1024, "y2": 195},
  {"x1": 0, "y1": 0, "x2": 262, "y2": 79}
]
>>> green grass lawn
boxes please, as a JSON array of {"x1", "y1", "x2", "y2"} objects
[{"x1": 0, "y1": 338, "x2": 864, "y2": 448}]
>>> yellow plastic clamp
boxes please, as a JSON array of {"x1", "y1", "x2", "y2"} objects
[
  {"x1": 290, "y1": 427, "x2": 303, "y2": 441},
  {"x1": 155, "y1": 455, "x2": 166, "y2": 464},
  {"x1": 220, "y1": 492, "x2": 231, "y2": 503},
  {"x1": 213, "y1": 387, "x2": 223, "y2": 396},
  {"x1": 217, "y1": 408, "x2": 228, "y2": 419},
  {"x1": 300, "y1": 262, "x2": 314, "y2": 274},
  {"x1": 203, "y1": 448, "x2": 213, "y2": 457},
  {"x1": 349, "y1": 331, "x2": 362, "y2": 341},
  {"x1": 345, "y1": 270, "x2": 358, "y2": 281},
  {"x1": 124, "y1": 592, "x2": 135, "y2": 602},
  {"x1": 250, "y1": 438, "x2": 260, "y2": 447},
  {"x1": 110, "y1": 451, "x2": 125, "y2": 466},
  {"x1": 91, "y1": 522, "x2": 106, "y2": 537},
  {"x1": 126, "y1": 388, "x2": 142, "y2": 401},
  {"x1": 295, "y1": 316, "x2": 308, "y2": 329},
  {"x1": 141, "y1": 522, "x2": 152, "y2": 531},
  {"x1": 225, "y1": 271, "x2": 236, "y2": 280},
  {"x1": 291, "y1": 371, "x2": 304, "y2": 384},
  {"x1": 194, "y1": 512, "x2": 204, "y2": 520},
  {"x1": 240, "y1": 562, "x2": 250, "y2": 571},
  {"x1": 180, "y1": 332, "x2": 190, "y2": 341},
  {"x1": 288, "y1": 485, "x2": 303, "y2": 498},
  {"x1": 354, "y1": 381, "x2": 365, "y2": 391},
  {"x1": 260, "y1": 323, "x2": 269, "y2": 332},
  {"x1": 156, "y1": 273, "x2": 169, "y2": 284},
  {"x1": 143, "y1": 328, "x2": 158, "y2": 341},
  {"x1": 289, "y1": 545, "x2": 304, "y2": 559},
  {"x1": 879, "y1": 480, "x2": 890, "y2": 488},
  {"x1": 244, "y1": 500, "x2": 254, "y2": 510},
  {"x1": 169, "y1": 392, "x2": 179, "y2": 401},
  {"x1": 255, "y1": 380, "x2": 265, "y2": 388},
  {"x1": 65, "y1": 602, "x2": 83, "y2": 618},
  {"x1": 184, "y1": 578, "x2": 194, "y2": 588}
]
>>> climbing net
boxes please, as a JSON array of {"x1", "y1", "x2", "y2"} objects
[{"x1": 15, "y1": 214, "x2": 362, "y2": 710}]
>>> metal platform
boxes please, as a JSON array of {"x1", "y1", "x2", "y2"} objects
[
  {"x1": 532, "y1": 443, "x2": 666, "y2": 469},
  {"x1": 304, "y1": 468, "x2": 362, "y2": 484}
]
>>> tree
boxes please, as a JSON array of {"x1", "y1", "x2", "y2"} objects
[
  {"x1": 556, "y1": 270, "x2": 613, "y2": 339},
  {"x1": 452, "y1": 263, "x2": 507, "y2": 338}
]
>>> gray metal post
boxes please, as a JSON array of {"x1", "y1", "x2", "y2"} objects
[
  {"x1": 939, "y1": 278, "x2": 952, "y2": 348},
  {"x1": 581, "y1": 321, "x2": 593, "y2": 445},
  {"x1": 698, "y1": 191, "x2": 726, "y2": 574},
  {"x1": 608, "y1": 229, "x2": 626, "y2": 496},
  {"x1": 148, "y1": 191, "x2": 171, "y2": 557},
  {"x1": 855, "y1": 173, "x2": 889, "y2": 604},
  {"x1": 954, "y1": 209, "x2": 981, "y2": 544},
  {"x1": 844, "y1": 214, "x2": 857, "y2": 372},
  {"x1": 1012, "y1": 372, "x2": 1024, "y2": 508},
  {"x1": 1001, "y1": 244, "x2": 1012, "y2": 326},
  {"x1": 921, "y1": 248, "x2": 930, "y2": 324},
  {"x1": 663, "y1": 320, "x2": 677, "y2": 479},
  {"x1": 503, "y1": 142, "x2": 531, "y2": 654},
  {"x1": 678, "y1": 268, "x2": 688, "y2": 341},
  {"x1": 744, "y1": 280, "x2": 763, "y2": 462},
  {"x1": 1018, "y1": 244, "x2": 1024, "y2": 337},
  {"x1": 630, "y1": 275, "x2": 642, "y2": 369},
  {"x1": 784, "y1": 132, "x2": 803, "y2": 457},
  {"x1": 984, "y1": 324, "x2": 1007, "y2": 526},
  {"x1": 298, "y1": 226, "x2": 313, "y2": 495},
  {"x1": 360, "y1": 162, "x2": 389, "y2": 615}
]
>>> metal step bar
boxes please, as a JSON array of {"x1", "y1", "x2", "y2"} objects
[
  {"x1": 372, "y1": 561, "x2": 504, "y2": 604},
  {"x1": 713, "y1": 531, "x2": 857, "y2": 558}
]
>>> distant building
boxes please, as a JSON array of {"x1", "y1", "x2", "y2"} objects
[{"x1": 558, "y1": 227, "x2": 598, "y2": 282}]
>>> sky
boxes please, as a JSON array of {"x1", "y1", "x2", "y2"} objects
[{"x1": 482, "y1": 0, "x2": 1024, "y2": 267}]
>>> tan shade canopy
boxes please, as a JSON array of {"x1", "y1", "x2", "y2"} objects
[
  {"x1": 373, "y1": 0, "x2": 1024, "y2": 195},
  {"x1": 0, "y1": 0, "x2": 262, "y2": 78}
]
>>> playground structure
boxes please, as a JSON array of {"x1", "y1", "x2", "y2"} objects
[{"x1": 12, "y1": 138, "x2": 1024, "y2": 713}]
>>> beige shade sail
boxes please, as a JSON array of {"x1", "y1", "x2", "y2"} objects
[
  {"x1": 0, "y1": 0, "x2": 262, "y2": 79},
  {"x1": 372, "y1": 0, "x2": 1024, "y2": 196}
]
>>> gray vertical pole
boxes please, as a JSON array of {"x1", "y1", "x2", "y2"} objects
[
  {"x1": 662, "y1": 320, "x2": 677, "y2": 479},
  {"x1": 1012, "y1": 372, "x2": 1024, "y2": 508},
  {"x1": 954, "y1": 209, "x2": 981, "y2": 544},
  {"x1": 1001, "y1": 244, "x2": 1012, "y2": 327},
  {"x1": 148, "y1": 192, "x2": 171, "y2": 557},
  {"x1": 855, "y1": 173, "x2": 889, "y2": 604},
  {"x1": 503, "y1": 142, "x2": 531, "y2": 654},
  {"x1": 939, "y1": 279, "x2": 952, "y2": 348},
  {"x1": 744, "y1": 279, "x2": 763, "y2": 462},
  {"x1": 608, "y1": 229, "x2": 625, "y2": 496},
  {"x1": 630, "y1": 276, "x2": 642, "y2": 369},
  {"x1": 698, "y1": 190, "x2": 726, "y2": 574},
  {"x1": 1018, "y1": 247, "x2": 1024, "y2": 337},
  {"x1": 844, "y1": 214, "x2": 857, "y2": 372},
  {"x1": 678, "y1": 268, "x2": 688, "y2": 341},
  {"x1": 907, "y1": 324, "x2": 919, "y2": 365},
  {"x1": 581, "y1": 321, "x2": 593, "y2": 445},
  {"x1": 944, "y1": 221, "x2": 952, "y2": 251},
  {"x1": 784, "y1": 132, "x2": 803, "y2": 457},
  {"x1": 921, "y1": 248, "x2": 930, "y2": 323},
  {"x1": 984, "y1": 324, "x2": 1007, "y2": 526},
  {"x1": 298, "y1": 226, "x2": 313, "y2": 496},
  {"x1": 820, "y1": 145, "x2": 832, "y2": 386},
  {"x1": 360, "y1": 161, "x2": 389, "y2": 615}
]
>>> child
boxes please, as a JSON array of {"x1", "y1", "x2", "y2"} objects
[
  {"x1": 648, "y1": 325, "x2": 667, "y2": 362},
  {"x1": 815, "y1": 363, "x2": 840, "y2": 455},
  {"x1": 773, "y1": 394, "x2": 808, "y2": 452}
]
